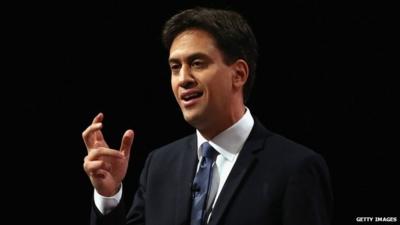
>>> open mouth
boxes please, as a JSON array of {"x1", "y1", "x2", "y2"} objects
[
  {"x1": 182, "y1": 92, "x2": 203, "y2": 101},
  {"x1": 180, "y1": 90, "x2": 204, "y2": 106}
]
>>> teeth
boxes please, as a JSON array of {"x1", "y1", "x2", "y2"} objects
[
  {"x1": 183, "y1": 92, "x2": 201, "y2": 100},
  {"x1": 187, "y1": 93, "x2": 197, "y2": 98}
]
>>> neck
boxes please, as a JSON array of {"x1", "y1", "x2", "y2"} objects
[{"x1": 198, "y1": 104, "x2": 246, "y2": 140}]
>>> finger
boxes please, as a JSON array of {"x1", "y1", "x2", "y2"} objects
[
  {"x1": 82, "y1": 112, "x2": 103, "y2": 147},
  {"x1": 91, "y1": 113, "x2": 108, "y2": 147},
  {"x1": 92, "y1": 113, "x2": 105, "y2": 142},
  {"x1": 83, "y1": 160, "x2": 111, "y2": 174},
  {"x1": 91, "y1": 169, "x2": 109, "y2": 179},
  {"x1": 82, "y1": 122, "x2": 103, "y2": 140},
  {"x1": 92, "y1": 112, "x2": 104, "y2": 124},
  {"x1": 94, "y1": 126, "x2": 105, "y2": 143},
  {"x1": 120, "y1": 130, "x2": 134, "y2": 157},
  {"x1": 82, "y1": 122, "x2": 103, "y2": 148},
  {"x1": 87, "y1": 147, "x2": 123, "y2": 161}
]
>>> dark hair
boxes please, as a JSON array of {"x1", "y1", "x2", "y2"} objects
[{"x1": 162, "y1": 7, "x2": 258, "y2": 102}]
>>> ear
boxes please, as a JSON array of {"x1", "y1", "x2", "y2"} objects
[{"x1": 231, "y1": 59, "x2": 249, "y2": 90}]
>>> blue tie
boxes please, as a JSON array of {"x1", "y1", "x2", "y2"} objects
[{"x1": 191, "y1": 142, "x2": 218, "y2": 225}]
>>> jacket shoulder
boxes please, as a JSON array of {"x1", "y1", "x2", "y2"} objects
[
  {"x1": 149, "y1": 134, "x2": 196, "y2": 158},
  {"x1": 254, "y1": 118, "x2": 326, "y2": 167}
]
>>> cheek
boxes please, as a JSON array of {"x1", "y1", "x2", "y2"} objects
[
  {"x1": 171, "y1": 77, "x2": 179, "y2": 99},
  {"x1": 208, "y1": 72, "x2": 231, "y2": 94}
]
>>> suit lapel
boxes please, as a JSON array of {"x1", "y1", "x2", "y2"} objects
[
  {"x1": 174, "y1": 135, "x2": 198, "y2": 225},
  {"x1": 208, "y1": 120, "x2": 271, "y2": 225}
]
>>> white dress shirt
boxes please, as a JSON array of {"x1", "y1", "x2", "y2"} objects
[
  {"x1": 94, "y1": 108, "x2": 254, "y2": 215},
  {"x1": 196, "y1": 108, "x2": 254, "y2": 222}
]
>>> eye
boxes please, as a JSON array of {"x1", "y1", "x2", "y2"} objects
[
  {"x1": 169, "y1": 63, "x2": 181, "y2": 72},
  {"x1": 191, "y1": 60, "x2": 205, "y2": 69}
]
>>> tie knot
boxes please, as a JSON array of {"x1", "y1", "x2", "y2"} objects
[{"x1": 201, "y1": 142, "x2": 217, "y2": 159}]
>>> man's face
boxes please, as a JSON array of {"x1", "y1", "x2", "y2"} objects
[{"x1": 169, "y1": 29, "x2": 235, "y2": 130}]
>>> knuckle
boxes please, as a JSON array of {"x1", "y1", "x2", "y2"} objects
[
  {"x1": 89, "y1": 148, "x2": 99, "y2": 156},
  {"x1": 83, "y1": 161, "x2": 88, "y2": 171},
  {"x1": 82, "y1": 129, "x2": 89, "y2": 138}
]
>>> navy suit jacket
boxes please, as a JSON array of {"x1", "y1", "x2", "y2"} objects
[{"x1": 91, "y1": 119, "x2": 333, "y2": 225}]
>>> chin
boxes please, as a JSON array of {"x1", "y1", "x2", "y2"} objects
[
  {"x1": 182, "y1": 112, "x2": 197, "y2": 124},
  {"x1": 182, "y1": 109, "x2": 203, "y2": 128}
]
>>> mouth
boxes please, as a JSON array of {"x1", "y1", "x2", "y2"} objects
[{"x1": 180, "y1": 90, "x2": 204, "y2": 107}]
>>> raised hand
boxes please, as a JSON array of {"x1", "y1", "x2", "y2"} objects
[{"x1": 82, "y1": 113, "x2": 134, "y2": 196}]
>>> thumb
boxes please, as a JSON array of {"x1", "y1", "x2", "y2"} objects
[{"x1": 120, "y1": 129, "x2": 134, "y2": 157}]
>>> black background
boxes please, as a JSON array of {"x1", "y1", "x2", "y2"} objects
[{"x1": 6, "y1": 0, "x2": 397, "y2": 224}]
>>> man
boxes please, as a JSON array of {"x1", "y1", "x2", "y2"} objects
[{"x1": 83, "y1": 7, "x2": 333, "y2": 225}]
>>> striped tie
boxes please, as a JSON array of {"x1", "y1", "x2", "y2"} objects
[{"x1": 190, "y1": 142, "x2": 217, "y2": 225}]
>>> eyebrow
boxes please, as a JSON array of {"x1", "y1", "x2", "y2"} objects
[{"x1": 168, "y1": 52, "x2": 211, "y2": 64}]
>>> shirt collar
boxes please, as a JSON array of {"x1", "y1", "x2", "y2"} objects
[{"x1": 196, "y1": 107, "x2": 254, "y2": 162}]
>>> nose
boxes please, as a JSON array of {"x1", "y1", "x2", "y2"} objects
[{"x1": 178, "y1": 65, "x2": 196, "y2": 89}]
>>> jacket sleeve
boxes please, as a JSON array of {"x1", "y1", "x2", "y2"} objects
[
  {"x1": 125, "y1": 151, "x2": 154, "y2": 225},
  {"x1": 90, "y1": 194, "x2": 126, "y2": 225},
  {"x1": 282, "y1": 153, "x2": 334, "y2": 225}
]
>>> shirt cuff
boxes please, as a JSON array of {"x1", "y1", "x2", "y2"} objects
[{"x1": 93, "y1": 185, "x2": 123, "y2": 215}]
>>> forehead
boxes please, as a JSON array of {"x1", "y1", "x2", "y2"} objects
[{"x1": 169, "y1": 29, "x2": 220, "y2": 60}]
